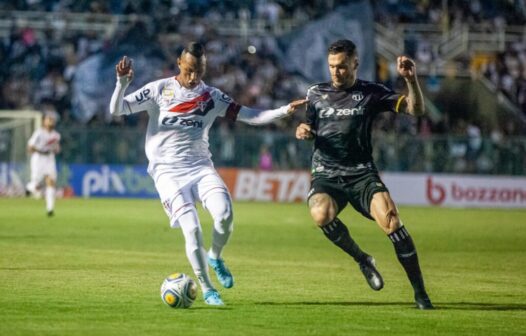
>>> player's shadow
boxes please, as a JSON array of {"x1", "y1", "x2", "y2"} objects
[{"x1": 257, "y1": 301, "x2": 526, "y2": 311}]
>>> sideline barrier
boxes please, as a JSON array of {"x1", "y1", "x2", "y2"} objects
[{"x1": 1, "y1": 163, "x2": 525, "y2": 208}]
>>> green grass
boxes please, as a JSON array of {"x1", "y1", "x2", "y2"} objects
[{"x1": 1, "y1": 198, "x2": 525, "y2": 336}]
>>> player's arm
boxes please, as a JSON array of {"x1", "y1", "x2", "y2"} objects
[
  {"x1": 109, "y1": 56, "x2": 156, "y2": 116},
  {"x1": 27, "y1": 132, "x2": 48, "y2": 155},
  {"x1": 296, "y1": 99, "x2": 316, "y2": 140},
  {"x1": 235, "y1": 99, "x2": 308, "y2": 125},
  {"x1": 52, "y1": 136, "x2": 61, "y2": 154},
  {"x1": 27, "y1": 145, "x2": 50, "y2": 155},
  {"x1": 397, "y1": 56, "x2": 425, "y2": 117}
]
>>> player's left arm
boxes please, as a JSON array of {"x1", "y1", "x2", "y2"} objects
[
  {"x1": 397, "y1": 56, "x2": 425, "y2": 117},
  {"x1": 52, "y1": 134, "x2": 61, "y2": 154},
  {"x1": 236, "y1": 99, "x2": 308, "y2": 125},
  {"x1": 216, "y1": 89, "x2": 307, "y2": 125}
]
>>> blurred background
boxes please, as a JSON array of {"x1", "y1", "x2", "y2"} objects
[{"x1": 0, "y1": 0, "x2": 525, "y2": 200}]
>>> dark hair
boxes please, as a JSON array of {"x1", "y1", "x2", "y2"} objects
[
  {"x1": 181, "y1": 42, "x2": 205, "y2": 58},
  {"x1": 328, "y1": 39, "x2": 357, "y2": 57}
]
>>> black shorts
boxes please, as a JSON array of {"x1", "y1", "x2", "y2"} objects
[{"x1": 308, "y1": 172, "x2": 389, "y2": 220}]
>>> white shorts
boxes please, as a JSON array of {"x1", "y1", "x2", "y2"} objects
[
  {"x1": 150, "y1": 165, "x2": 230, "y2": 228},
  {"x1": 30, "y1": 154, "x2": 57, "y2": 184}
]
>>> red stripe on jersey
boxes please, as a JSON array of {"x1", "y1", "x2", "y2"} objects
[
  {"x1": 46, "y1": 138, "x2": 58, "y2": 146},
  {"x1": 169, "y1": 92, "x2": 212, "y2": 113},
  {"x1": 225, "y1": 102, "x2": 241, "y2": 121}
]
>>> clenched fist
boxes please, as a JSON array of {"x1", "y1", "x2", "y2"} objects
[
  {"x1": 296, "y1": 122, "x2": 314, "y2": 140},
  {"x1": 116, "y1": 56, "x2": 134, "y2": 84}
]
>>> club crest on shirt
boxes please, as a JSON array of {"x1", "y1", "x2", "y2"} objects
[
  {"x1": 162, "y1": 88, "x2": 174, "y2": 98},
  {"x1": 351, "y1": 91, "x2": 364, "y2": 101}
]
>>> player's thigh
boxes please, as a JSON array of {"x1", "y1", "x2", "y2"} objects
[
  {"x1": 370, "y1": 191, "x2": 401, "y2": 234},
  {"x1": 44, "y1": 175, "x2": 56, "y2": 187},
  {"x1": 30, "y1": 160, "x2": 45, "y2": 185},
  {"x1": 193, "y1": 169, "x2": 230, "y2": 204},
  {"x1": 41, "y1": 159, "x2": 57, "y2": 186},
  {"x1": 153, "y1": 172, "x2": 198, "y2": 228},
  {"x1": 308, "y1": 177, "x2": 347, "y2": 227}
]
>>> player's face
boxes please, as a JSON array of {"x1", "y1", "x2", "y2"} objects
[
  {"x1": 43, "y1": 116, "x2": 56, "y2": 130},
  {"x1": 177, "y1": 53, "x2": 206, "y2": 89},
  {"x1": 328, "y1": 52, "x2": 358, "y2": 89}
]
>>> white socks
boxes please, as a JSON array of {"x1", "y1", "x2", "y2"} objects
[
  {"x1": 45, "y1": 186, "x2": 55, "y2": 212},
  {"x1": 177, "y1": 209, "x2": 214, "y2": 293}
]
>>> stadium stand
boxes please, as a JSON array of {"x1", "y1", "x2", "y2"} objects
[{"x1": 0, "y1": 0, "x2": 525, "y2": 173}]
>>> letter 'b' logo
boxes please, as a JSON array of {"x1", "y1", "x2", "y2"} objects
[{"x1": 426, "y1": 177, "x2": 445, "y2": 205}]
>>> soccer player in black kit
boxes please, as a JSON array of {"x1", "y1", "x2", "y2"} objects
[{"x1": 296, "y1": 39, "x2": 433, "y2": 309}]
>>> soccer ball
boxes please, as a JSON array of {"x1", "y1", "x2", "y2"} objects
[{"x1": 160, "y1": 273, "x2": 198, "y2": 308}]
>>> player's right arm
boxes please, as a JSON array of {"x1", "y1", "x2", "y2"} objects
[
  {"x1": 296, "y1": 89, "x2": 317, "y2": 140},
  {"x1": 109, "y1": 56, "x2": 156, "y2": 116},
  {"x1": 27, "y1": 131, "x2": 47, "y2": 154}
]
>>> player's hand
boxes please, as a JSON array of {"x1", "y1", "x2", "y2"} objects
[
  {"x1": 296, "y1": 123, "x2": 314, "y2": 140},
  {"x1": 397, "y1": 56, "x2": 416, "y2": 81},
  {"x1": 116, "y1": 56, "x2": 134, "y2": 84},
  {"x1": 287, "y1": 98, "x2": 308, "y2": 115}
]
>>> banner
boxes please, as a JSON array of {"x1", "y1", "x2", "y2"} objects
[
  {"x1": 1, "y1": 163, "x2": 526, "y2": 208},
  {"x1": 384, "y1": 173, "x2": 526, "y2": 208},
  {"x1": 279, "y1": 0, "x2": 375, "y2": 82}
]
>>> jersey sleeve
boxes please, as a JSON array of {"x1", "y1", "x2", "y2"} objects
[
  {"x1": 305, "y1": 86, "x2": 317, "y2": 126},
  {"x1": 213, "y1": 89, "x2": 242, "y2": 121},
  {"x1": 121, "y1": 81, "x2": 159, "y2": 115},
  {"x1": 305, "y1": 101, "x2": 316, "y2": 126},
  {"x1": 27, "y1": 130, "x2": 41, "y2": 148},
  {"x1": 374, "y1": 84, "x2": 404, "y2": 114}
]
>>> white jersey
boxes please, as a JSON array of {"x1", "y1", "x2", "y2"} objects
[
  {"x1": 27, "y1": 128, "x2": 60, "y2": 182},
  {"x1": 115, "y1": 76, "x2": 289, "y2": 174},
  {"x1": 28, "y1": 128, "x2": 61, "y2": 158}
]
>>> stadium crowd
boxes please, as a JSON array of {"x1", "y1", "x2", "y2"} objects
[{"x1": 0, "y1": 0, "x2": 525, "y2": 174}]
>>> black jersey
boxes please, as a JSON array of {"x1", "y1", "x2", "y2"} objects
[{"x1": 306, "y1": 80, "x2": 403, "y2": 178}]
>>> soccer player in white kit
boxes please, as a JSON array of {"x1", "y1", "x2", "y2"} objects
[
  {"x1": 26, "y1": 112, "x2": 61, "y2": 216},
  {"x1": 109, "y1": 42, "x2": 307, "y2": 305}
]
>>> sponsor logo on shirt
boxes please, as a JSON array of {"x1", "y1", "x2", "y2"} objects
[
  {"x1": 319, "y1": 106, "x2": 364, "y2": 118},
  {"x1": 219, "y1": 93, "x2": 233, "y2": 104},
  {"x1": 161, "y1": 116, "x2": 203, "y2": 128},
  {"x1": 135, "y1": 88, "x2": 151, "y2": 104}
]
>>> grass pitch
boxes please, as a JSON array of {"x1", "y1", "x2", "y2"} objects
[{"x1": 0, "y1": 198, "x2": 525, "y2": 336}]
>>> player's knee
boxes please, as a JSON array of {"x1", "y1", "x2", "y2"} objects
[
  {"x1": 384, "y1": 208, "x2": 402, "y2": 234},
  {"x1": 217, "y1": 210, "x2": 233, "y2": 233},
  {"x1": 210, "y1": 201, "x2": 233, "y2": 233},
  {"x1": 310, "y1": 205, "x2": 334, "y2": 228}
]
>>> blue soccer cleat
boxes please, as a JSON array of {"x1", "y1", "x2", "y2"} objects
[
  {"x1": 204, "y1": 290, "x2": 224, "y2": 306},
  {"x1": 208, "y1": 256, "x2": 234, "y2": 288}
]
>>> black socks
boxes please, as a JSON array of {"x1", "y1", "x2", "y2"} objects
[
  {"x1": 389, "y1": 226, "x2": 427, "y2": 295},
  {"x1": 322, "y1": 218, "x2": 368, "y2": 263}
]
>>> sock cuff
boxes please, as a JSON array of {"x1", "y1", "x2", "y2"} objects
[
  {"x1": 321, "y1": 218, "x2": 343, "y2": 234},
  {"x1": 388, "y1": 226, "x2": 410, "y2": 243}
]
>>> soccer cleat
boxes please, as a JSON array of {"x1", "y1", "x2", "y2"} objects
[
  {"x1": 47, "y1": 210, "x2": 54, "y2": 217},
  {"x1": 203, "y1": 290, "x2": 224, "y2": 306},
  {"x1": 359, "y1": 255, "x2": 384, "y2": 291},
  {"x1": 415, "y1": 292, "x2": 434, "y2": 310},
  {"x1": 208, "y1": 256, "x2": 234, "y2": 288}
]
